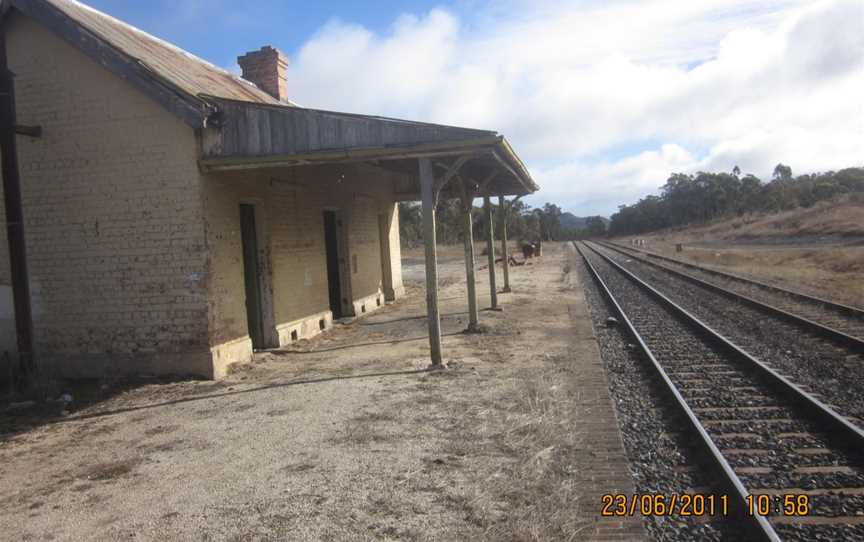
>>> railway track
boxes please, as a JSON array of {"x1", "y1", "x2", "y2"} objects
[
  {"x1": 601, "y1": 241, "x2": 864, "y2": 347},
  {"x1": 589, "y1": 240, "x2": 864, "y2": 427},
  {"x1": 576, "y1": 241, "x2": 864, "y2": 541}
]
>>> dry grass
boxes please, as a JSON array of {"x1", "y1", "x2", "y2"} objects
[
  {"x1": 658, "y1": 246, "x2": 864, "y2": 307},
  {"x1": 622, "y1": 194, "x2": 864, "y2": 307},
  {"x1": 649, "y1": 193, "x2": 864, "y2": 243},
  {"x1": 432, "y1": 355, "x2": 594, "y2": 542}
]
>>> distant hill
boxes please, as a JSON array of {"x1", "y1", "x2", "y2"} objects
[{"x1": 560, "y1": 213, "x2": 610, "y2": 230}]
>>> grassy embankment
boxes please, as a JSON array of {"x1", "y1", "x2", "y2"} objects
[{"x1": 618, "y1": 194, "x2": 864, "y2": 307}]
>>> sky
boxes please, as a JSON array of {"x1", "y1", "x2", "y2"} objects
[{"x1": 85, "y1": 0, "x2": 864, "y2": 217}]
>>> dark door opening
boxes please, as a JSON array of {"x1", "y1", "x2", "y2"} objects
[
  {"x1": 240, "y1": 204, "x2": 265, "y2": 349},
  {"x1": 323, "y1": 210, "x2": 343, "y2": 319}
]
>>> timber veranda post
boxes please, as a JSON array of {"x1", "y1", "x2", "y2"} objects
[
  {"x1": 419, "y1": 158, "x2": 443, "y2": 367},
  {"x1": 0, "y1": 29, "x2": 36, "y2": 387},
  {"x1": 483, "y1": 195, "x2": 499, "y2": 310},
  {"x1": 461, "y1": 187, "x2": 479, "y2": 332},
  {"x1": 498, "y1": 195, "x2": 511, "y2": 293}
]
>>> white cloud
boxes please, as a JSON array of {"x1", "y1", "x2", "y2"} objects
[
  {"x1": 533, "y1": 144, "x2": 697, "y2": 215},
  {"x1": 287, "y1": 0, "x2": 864, "y2": 216}
]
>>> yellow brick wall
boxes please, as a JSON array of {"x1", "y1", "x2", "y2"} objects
[
  {"x1": 201, "y1": 163, "x2": 404, "y2": 356},
  {"x1": 1, "y1": 13, "x2": 406, "y2": 379},
  {"x1": 1, "y1": 14, "x2": 212, "y2": 376},
  {"x1": 383, "y1": 202, "x2": 405, "y2": 300},
  {"x1": 202, "y1": 171, "x2": 330, "y2": 351}
]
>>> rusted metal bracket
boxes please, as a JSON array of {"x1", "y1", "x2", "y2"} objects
[{"x1": 15, "y1": 125, "x2": 41, "y2": 137}]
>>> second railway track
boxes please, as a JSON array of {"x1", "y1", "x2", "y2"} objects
[
  {"x1": 576, "y1": 241, "x2": 864, "y2": 541},
  {"x1": 601, "y1": 240, "x2": 864, "y2": 345},
  {"x1": 588, "y1": 240, "x2": 864, "y2": 427}
]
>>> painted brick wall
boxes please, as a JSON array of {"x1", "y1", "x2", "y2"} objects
[{"x1": 0, "y1": 14, "x2": 212, "y2": 376}]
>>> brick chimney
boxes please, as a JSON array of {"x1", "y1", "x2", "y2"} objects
[{"x1": 237, "y1": 46, "x2": 289, "y2": 102}]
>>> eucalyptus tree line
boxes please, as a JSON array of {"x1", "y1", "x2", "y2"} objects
[
  {"x1": 608, "y1": 165, "x2": 864, "y2": 237},
  {"x1": 398, "y1": 200, "x2": 597, "y2": 248}
]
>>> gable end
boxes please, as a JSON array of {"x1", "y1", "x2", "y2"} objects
[{"x1": 2, "y1": 0, "x2": 209, "y2": 127}]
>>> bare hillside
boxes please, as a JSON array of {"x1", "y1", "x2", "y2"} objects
[
  {"x1": 645, "y1": 194, "x2": 864, "y2": 246},
  {"x1": 617, "y1": 194, "x2": 864, "y2": 307}
]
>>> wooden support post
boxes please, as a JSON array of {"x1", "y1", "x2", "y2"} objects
[
  {"x1": 461, "y1": 197, "x2": 480, "y2": 332},
  {"x1": 419, "y1": 158, "x2": 443, "y2": 367},
  {"x1": 0, "y1": 31, "x2": 35, "y2": 386},
  {"x1": 498, "y1": 195, "x2": 511, "y2": 293},
  {"x1": 483, "y1": 196, "x2": 499, "y2": 310}
]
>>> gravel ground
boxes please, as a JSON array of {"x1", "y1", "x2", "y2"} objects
[
  {"x1": 0, "y1": 243, "x2": 643, "y2": 541},
  {"x1": 578, "y1": 243, "x2": 864, "y2": 541},
  {"x1": 592, "y1": 242, "x2": 864, "y2": 426}
]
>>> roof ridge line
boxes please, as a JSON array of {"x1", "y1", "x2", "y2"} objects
[{"x1": 51, "y1": 0, "x2": 263, "y2": 96}]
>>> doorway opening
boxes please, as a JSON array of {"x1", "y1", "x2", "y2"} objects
[
  {"x1": 323, "y1": 210, "x2": 344, "y2": 319},
  {"x1": 240, "y1": 204, "x2": 265, "y2": 349}
]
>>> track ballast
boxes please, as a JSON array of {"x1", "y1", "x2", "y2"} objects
[{"x1": 577, "y1": 241, "x2": 864, "y2": 542}]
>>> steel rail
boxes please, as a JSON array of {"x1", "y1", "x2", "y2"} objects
[
  {"x1": 605, "y1": 241, "x2": 864, "y2": 320},
  {"x1": 595, "y1": 241, "x2": 864, "y2": 353},
  {"x1": 573, "y1": 242, "x2": 781, "y2": 542},
  {"x1": 582, "y1": 241, "x2": 864, "y2": 450}
]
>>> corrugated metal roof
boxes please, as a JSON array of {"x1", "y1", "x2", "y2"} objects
[{"x1": 41, "y1": 0, "x2": 283, "y2": 105}]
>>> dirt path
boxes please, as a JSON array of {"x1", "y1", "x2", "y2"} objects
[{"x1": 0, "y1": 243, "x2": 642, "y2": 541}]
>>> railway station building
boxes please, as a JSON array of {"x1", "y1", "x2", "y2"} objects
[{"x1": 0, "y1": 0, "x2": 536, "y2": 379}]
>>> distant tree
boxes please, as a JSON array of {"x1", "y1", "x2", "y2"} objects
[
  {"x1": 404, "y1": 165, "x2": 864, "y2": 247},
  {"x1": 609, "y1": 166, "x2": 864, "y2": 237},
  {"x1": 739, "y1": 174, "x2": 762, "y2": 213},
  {"x1": 585, "y1": 216, "x2": 606, "y2": 237},
  {"x1": 523, "y1": 210, "x2": 541, "y2": 241},
  {"x1": 505, "y1": 199, "x2": 532, "y2": 241},
  {"x1": 398, "y1": 202, "x2": 423, "y2": 248},
  {"x1": 773, "y1": 163, "x2": 793, "y2": 182},
  {"x1": 537, "y1": 203, "x2": 563, "y2": 241}
]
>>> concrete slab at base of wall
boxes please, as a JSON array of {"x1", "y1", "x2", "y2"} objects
[
  {"x1": 211, "y1": 336, "x2": 253, "y2": 379},
  {"x1": 39, "y1": 351, "x2": 215, "y2": 380},
  {"x1": 37, "y1": 289, "x2": 403, "y2": 381},
  {"x1": 388, "y1": 285, "x2": 406, "y2": 302},
  {"x1": 352, "y1": 291, "x2": 386, "y2": 318},
  {"x1": 276, "y1": 309, "x2": 333, "y2": 347}
]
